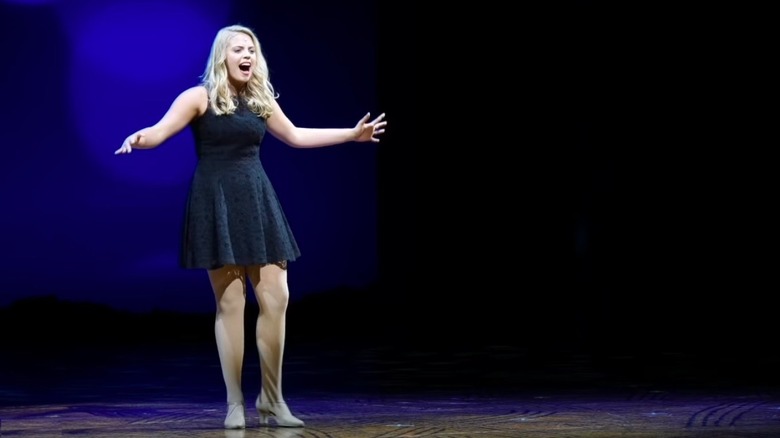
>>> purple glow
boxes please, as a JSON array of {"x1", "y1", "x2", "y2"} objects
[{"x1": 60, "y1": 1, "x2": 228, "y2": 186}]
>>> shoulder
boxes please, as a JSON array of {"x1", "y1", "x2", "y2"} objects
[
  {"x1": 176, "y1": 85, "x2": 208, "y2": 116},
  {"x1": 180, "y1": 85, "x2": 208, "y2": 101}
]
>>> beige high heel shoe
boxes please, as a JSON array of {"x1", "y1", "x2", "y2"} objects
[
  {"x1": 255, "y1": 395, "x2": 304, "y2": 427},
  {"x1": 224, "y1": 402, "x2": 246, "y2": 429}
]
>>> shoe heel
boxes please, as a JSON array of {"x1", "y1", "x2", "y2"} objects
[
  {"x1": 258, "y1": 410, "x2": 270, "y2": 425},
  {"x1": 255, "y1": 397, "x2": 304, "y2": 427}
]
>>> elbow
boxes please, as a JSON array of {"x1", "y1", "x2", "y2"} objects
[{"x1": 279, "y1": 131, "x2": 304, "y2": 148}]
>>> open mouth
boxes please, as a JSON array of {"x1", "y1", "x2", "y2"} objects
[{"x1": 239, "y1": 63, "x2": 251, "y2": 72}]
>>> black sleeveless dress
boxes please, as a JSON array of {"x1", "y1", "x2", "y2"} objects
[{"x1": 179, "y1": 99, "x2": 301, "y2": 270}]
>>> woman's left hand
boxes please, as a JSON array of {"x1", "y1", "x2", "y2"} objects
[{"x1": 353, "y1": 112, "x2": 387, "y2": 142}]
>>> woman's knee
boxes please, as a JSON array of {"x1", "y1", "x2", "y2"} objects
[
  {"x1": 249, "y1": 263, "x2": 290, "y2": 308},
  {"x1": 209, "y1": 265, "x2": 247, "y2": 311}
]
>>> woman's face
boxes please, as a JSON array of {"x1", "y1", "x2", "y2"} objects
[{"x1": 226, "y1": 33, "x2": 256, "y2": 87}]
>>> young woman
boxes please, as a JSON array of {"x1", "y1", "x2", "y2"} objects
[{"x1": 116, "y1": 24, "x2": 386, "y2": 429}]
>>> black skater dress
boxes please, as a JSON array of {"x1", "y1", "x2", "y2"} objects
[{"x1": 179, "y1": 98, "x2": 301, "y2": 270}]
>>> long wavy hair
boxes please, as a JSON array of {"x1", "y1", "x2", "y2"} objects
[{"x1": 200, "y1": 24, "x2": 277, "y2": 118}]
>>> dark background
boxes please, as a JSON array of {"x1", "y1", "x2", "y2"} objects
[{"x1": 2, "y1": 0, "x2": 778, "y2": 394}]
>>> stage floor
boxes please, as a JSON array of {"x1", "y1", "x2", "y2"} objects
[
  {"x1": 4, "y1": 391, "x2": 780, "y2": 437},
  {"x1": 3, "y1": 340, "x2": 780, "y2": 437}
]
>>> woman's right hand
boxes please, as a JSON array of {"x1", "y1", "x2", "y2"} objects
[{"x1": 115, "y1": 133, "x2": 143, "y2": 154}]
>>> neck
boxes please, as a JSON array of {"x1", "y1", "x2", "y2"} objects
[{"x1": 228, "y1": 83, "x2": 245, "y2": 97}]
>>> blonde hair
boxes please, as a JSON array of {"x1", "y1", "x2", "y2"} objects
[{"x1": 200, "y1": 24, "x2": 277, "y2": 118}]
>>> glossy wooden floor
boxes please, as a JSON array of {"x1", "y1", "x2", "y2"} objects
[
  {"x1": 3, "y1": 297, "x2": 780, "y2": 437},
  {"x1": 3, "y1": 340, "x2": 780, "y2": 437},
  {"x1": 5, "y1": 390, "x2": 780, "y2": 437}
]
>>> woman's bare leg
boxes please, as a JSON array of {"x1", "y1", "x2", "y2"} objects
[
  {"x1": 208, "y1": 265, "x2": 248, "y2": 428},
  {"x1": 247, "y1": 262, "x2": 303, "y2": 427}
]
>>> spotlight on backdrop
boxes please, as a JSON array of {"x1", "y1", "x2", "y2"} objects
[{"x1": 59, "y1": 0, "x2": 228, "y2": 186}]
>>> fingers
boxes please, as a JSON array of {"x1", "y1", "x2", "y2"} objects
[
  {"x1": 364, "y1": 112, "x2": 387, "y2": 143},
  {"x1": 372, "y1": 117, "x2": 387, "y2": 137},
  {"x1": 370, "y1": 112, "x2": 385, "y2": 124},
  {"x1": 361, "y1": 112, "x2": 386, "y2": 126},
  {"x1": 115, "y1": 133, "x2": 140, "y2": 154}
]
